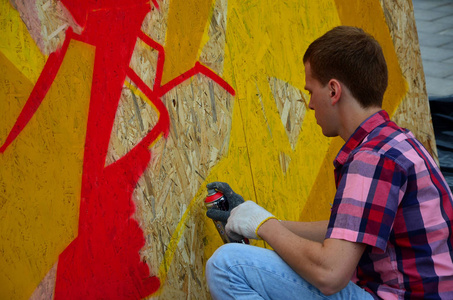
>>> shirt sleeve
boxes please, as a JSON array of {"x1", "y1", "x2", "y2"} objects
[{"x1": 326, "y1": 150, "x2": 407, "y2": 251}]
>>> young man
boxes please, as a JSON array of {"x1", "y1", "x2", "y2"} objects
[{"x1": 205, "y1": 26, "x2": 453, "y2": 299}]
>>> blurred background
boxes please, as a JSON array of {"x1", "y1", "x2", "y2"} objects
[{"x1": 413, "y1": 0, "x2": 453, "y2": 192}]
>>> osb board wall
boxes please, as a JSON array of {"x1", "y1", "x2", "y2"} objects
[
  {"x1": 0, "y1": 0, "x2": 434, "y2": 299},
  {"x1": 380, "y1": 0, "x2": 437, "y2": 156}
]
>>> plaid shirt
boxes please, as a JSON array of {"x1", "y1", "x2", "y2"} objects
[{"x1": 326, "y1": 110, "x2": 453, "y2": 299}]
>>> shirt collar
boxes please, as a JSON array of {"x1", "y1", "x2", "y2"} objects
[{"x1": 334, "y1": 110, "x2": 390, "y2": 168}]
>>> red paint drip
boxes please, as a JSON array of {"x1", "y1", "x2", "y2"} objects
[{"x1": 2, "y1": 0, "x2": 235, "y2": 298}]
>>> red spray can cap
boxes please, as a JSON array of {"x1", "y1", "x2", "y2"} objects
[{"x1": 205, "y1": 188, "x2": 223, "y2": 203}]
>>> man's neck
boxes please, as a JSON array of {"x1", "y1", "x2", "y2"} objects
[{"x1": 339, "y1": 104, "x2": 381, "y2": 142}]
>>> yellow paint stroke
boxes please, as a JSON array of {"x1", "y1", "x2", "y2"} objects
[
  {"x1": 300, "y1": 0, "x2": 409, "y2": 221},
  {"x1": 0, "y1": 40, "x2": 94, "y2": 300},
  {"x1": 217, "y1": 0, "x2": 340, "y2": 224},
  {"x1": 124, "y1": 80, "x2": 159, "y2": 113},
  {"x1": 162, "y1": 0, "x2": 215, "y2": 85},
  {"x1": 0, "y1": 51, "x2": 35, "y2": 145},
  {"x1": 334, "y1": 0, "x2": 408, "y2": 116},
  {"x1": 154, "y1": 190, "x2": 203, "y2": 294},
  {"x1": 197, "y1": 3, "x2": 216, "y2": 61},
  {"x1": 0, "y1": 1, "x2": 46, "y2": 84}
]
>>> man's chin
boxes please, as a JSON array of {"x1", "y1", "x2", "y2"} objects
[{"x1": 322, "y1": 130, "x2": 339, "y2": 138}]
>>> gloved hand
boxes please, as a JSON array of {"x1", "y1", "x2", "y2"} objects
[
  {"x1": 226, "y1": 201, "x2": 276, "y2": 240},
  {"x1": 205, "y1": 182, "x2": 245, "y2": 223}
]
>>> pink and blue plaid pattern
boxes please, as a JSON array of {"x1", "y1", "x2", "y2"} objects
[{"x1": 327, "y1": 110, "x2": 453, "y2": 299}]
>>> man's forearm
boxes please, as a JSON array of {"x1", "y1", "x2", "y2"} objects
[
  {"x1": 280, "y1": 220, "x2": 328, "y2": 243},
  {"x1": 258, "y1": 219, "x2": 365, "y2": 296}
]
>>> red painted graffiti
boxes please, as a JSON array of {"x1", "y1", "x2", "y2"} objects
[{"x1": 1, "y1": 0, "x2": 235, "y2": 299}]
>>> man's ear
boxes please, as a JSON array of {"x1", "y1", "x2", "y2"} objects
[{"x1": 328, "y1": 79, "x2": 341, "y2": 105}]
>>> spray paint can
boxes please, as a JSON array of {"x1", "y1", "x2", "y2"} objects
[{"x1": 205, "y1": 188, "x2": 249, "y2": 244}]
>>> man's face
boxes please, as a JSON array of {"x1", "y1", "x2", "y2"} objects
[{"x1": 304, "y1": 62, "x2": 338, "y2": 137}]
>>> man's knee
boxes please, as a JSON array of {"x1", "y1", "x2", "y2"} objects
[{"x1": 207, "y1": 243, "x2": 246, "y2": 272}]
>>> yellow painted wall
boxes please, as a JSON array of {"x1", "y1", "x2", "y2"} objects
[
  {"x1": 0, "y1": 39, "x2": 93, "y2": 299},
  {"x1": 0, "y1": 0, "x2": 426, "y2": 298}
]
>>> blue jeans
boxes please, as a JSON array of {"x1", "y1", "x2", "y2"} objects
[{"x1": 206, "y1": 243, "x2": 374, "y2": 300}]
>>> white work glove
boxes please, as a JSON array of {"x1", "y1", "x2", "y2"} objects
[{"x1": 226, "y1": 201, "x2": 277, "y2": 240}]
